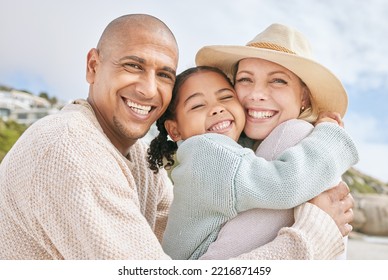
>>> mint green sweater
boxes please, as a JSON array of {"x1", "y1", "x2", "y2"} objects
[{"x1": 162, "y1": 123, "x2": 359, "y2": 259}]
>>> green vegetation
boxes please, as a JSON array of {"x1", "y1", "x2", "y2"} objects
[
  {"x1": 0, "y1": 119, "x2": 27, "y2": 162},
  {"x1": 343, "y1": 167, "x2": 388, "y2": 194},
  {"x1": 39, "y1": 92, "x2": 58, "y2": 105}
]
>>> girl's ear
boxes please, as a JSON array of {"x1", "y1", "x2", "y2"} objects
[{"x1": 164, "y1": 120, "x2": 182, "y2": 142}]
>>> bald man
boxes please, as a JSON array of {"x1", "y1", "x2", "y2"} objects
[{"x1": 0, "y1": 14, "x2": 353, "y2": 259}]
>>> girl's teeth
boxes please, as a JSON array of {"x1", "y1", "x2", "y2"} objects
[{"x1": 209, "y1": 121, "x2": 231, "y2": 131}]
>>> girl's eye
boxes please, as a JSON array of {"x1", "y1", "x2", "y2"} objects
[
  {"x1": 191, "y1": 104, "x2": 204, "y2": 110},
  {"x1": 220, "y1": 95, "x2": 234, "y2": 100}
]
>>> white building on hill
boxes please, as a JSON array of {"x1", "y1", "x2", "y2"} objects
[{"x1": 0, "y1": 90, "x2": 59, "y2": 125}]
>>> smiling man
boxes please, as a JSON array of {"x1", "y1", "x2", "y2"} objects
[
  {"x1": 0, "y1": 14, "x2": 178, "y2": 259},
  {"x1": 86, "y1": 15, "x2": 178, "y2": 155}
]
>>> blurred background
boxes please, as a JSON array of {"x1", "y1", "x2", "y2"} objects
[{"x1": 1, "y1": 0, "x2": 387, "y2": 259}]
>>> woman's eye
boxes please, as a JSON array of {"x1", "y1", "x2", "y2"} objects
[
  {"x1": 236, "y1": 77, "x2": 251, "y2": 83},
  {"x1": 272, "y1": 78, "x2": 287, "y2": 84}
]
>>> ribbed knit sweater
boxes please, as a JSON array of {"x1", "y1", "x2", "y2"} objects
[
  {"x1": 0, "y1": 100, "x2": 172, "y2": 259},
  {"x1": 0, "y1": 99, "x2": 355, "y2": 260},
  {"x1": 162, "y1": 122, "x2": 359, "y2": 260}
]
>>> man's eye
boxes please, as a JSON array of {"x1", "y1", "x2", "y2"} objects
[
  {"x1": 124, "y1": 63, "x2": 141, "y2": 70},
  {"x1": 158, "y1": 72, "x2": 175, "y2": 81}
]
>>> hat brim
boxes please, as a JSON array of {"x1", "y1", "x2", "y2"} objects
[{"x1": 195, "y1": 45, "x2": 348, "y2": 117}]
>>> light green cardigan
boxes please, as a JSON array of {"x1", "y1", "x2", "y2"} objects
[{"x1": 162, "y1": 122, "x2": 359, "y2": 259}]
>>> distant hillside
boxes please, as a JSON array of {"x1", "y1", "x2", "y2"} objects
[{"x1": 343, "y1": 168, "x2": 388, "y2": 194}]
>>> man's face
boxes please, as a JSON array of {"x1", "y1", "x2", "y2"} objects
[{"x1": 87, "y1": 28, "x2": 178, "y2": 153}]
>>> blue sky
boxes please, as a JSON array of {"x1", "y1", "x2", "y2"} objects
[{"x1": 1, "y1": 0, "x2": 388, "y2": 182}]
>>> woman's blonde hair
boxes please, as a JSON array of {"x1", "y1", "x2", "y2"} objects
[{"x1": 298, "y1": 82, "x2": 319, "y2": 123}]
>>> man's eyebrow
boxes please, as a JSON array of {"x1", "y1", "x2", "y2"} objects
[
  {"x1": 119, "y1": 55, "x2": 145, "y2": 64},
  {"x1": 119, "y1": 56, "x2": 176, "y2": 76}
]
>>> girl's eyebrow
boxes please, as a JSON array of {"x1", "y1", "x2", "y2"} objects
[
  {"x1": 183, "y1": 92, "x2": 204, "y2": 106},
  {"x1": 183, "y1": 88, "x2": 235, "y2": 106},
  {"x1": 215, "y1": 88, "x2": 235, "y2": 94}
]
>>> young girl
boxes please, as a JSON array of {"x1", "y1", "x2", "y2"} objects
[{"x1": 147, "y1": 66, "x2": 358, "y2": 260}]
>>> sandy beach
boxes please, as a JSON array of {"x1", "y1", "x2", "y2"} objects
[{"x1": 347, "y1": 232, "x2": 388, "y2": 260}]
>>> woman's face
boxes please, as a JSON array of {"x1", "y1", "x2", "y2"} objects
[
  {"x1": 166, "y1": 70, "x2": 246, "y2": 142},
  {"x1": 234, "y1": 58, "x2": 307, "y2": 140}
]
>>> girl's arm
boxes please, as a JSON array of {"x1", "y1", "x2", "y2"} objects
[{"x1": 234, "y1": 122, "x2": 358, "y2": 211}]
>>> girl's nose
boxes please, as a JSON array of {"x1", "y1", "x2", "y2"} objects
[{"x1": 211, "y1": 106, "x2": 225, "y2": 116}]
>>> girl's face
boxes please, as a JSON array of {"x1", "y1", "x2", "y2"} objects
[
  {"x1": 165, "y1": 71, "x2": 246, "y2": 142},
  {"x1": 235, "y1": 58, "x2": 308, "y2": 140}
]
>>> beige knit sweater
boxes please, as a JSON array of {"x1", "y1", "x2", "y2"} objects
[{"x1": 0, "y1": 99, "x2": 344, "y2": 259}]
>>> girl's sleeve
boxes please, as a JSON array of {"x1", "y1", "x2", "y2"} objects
[{"x1": 234, "y1": 122, "x2": 358, "y2": 211}]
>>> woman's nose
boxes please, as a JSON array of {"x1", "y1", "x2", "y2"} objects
[{"x1": 249, "y1": 85, "x2": 269, "y2": 101}]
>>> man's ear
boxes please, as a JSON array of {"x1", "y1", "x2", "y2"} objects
[
  {"x1": 164, "y1": 120, "x2": 182, "y2": 142},
  {"x1": 86, "y1": 48, "x2": 99, "y2": 84}
]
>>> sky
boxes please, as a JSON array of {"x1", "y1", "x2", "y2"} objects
[{"x1": 1, "y1": 0, "x2": 388, "y2": 182}]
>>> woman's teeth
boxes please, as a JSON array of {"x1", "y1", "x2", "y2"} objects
[{"x1": 248, "y1": 110, "x2": 274, "y2": 119}]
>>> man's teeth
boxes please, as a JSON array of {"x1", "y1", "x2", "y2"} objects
[
  {"x1": 126, "y1": 101, "x2": 151, "y2": 115},
  {"x1": 248, "y1": 110, "x2": 274, "y2": 119},
  {"x1": 209, "y1": 121, "x2": 231, "y2": 131}
]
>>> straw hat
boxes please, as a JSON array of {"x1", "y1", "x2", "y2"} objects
[{"x1": 195, "y1": 23, "x2": 348, "y2": 117}]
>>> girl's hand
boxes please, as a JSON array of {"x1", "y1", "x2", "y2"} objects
[{"x1": 315, "y1": 111, "x2": 344, "y2": 128}]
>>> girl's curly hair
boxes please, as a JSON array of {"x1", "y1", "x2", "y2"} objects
[{"x1": 147, "y1": 65, "x2": 233, "y2": 173}]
